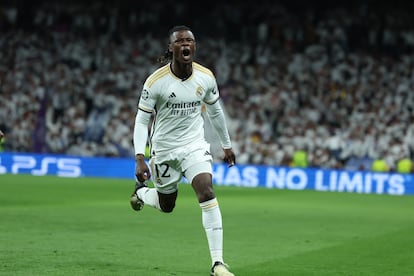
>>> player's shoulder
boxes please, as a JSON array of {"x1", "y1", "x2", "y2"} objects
[
  {"x1": 193, "y1": 62, "x2": 215, "y2": 79},
  {"x1": 145, "y1": 64, "x2": 170, "y2": 88}
]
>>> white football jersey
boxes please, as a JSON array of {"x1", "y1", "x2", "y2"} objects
[{"x1": 138, "y1": 62, "x2": 220, "y2": 153}]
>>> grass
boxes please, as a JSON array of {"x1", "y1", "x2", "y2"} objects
[{"x1": 1, "y1": 174, "x2": 414, "y2": 275}]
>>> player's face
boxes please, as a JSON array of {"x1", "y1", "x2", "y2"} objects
[{"x1": 169, "y1": 30, "x2": 196, "y2": 64}]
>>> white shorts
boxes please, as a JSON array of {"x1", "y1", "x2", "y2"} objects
[{"x1": 149, "y1": 142, "x2": 213, "y2": 194}]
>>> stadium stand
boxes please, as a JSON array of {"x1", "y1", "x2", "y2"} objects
[{"x1": 1, "y1": 0, "x2": 414, "y2": 173}]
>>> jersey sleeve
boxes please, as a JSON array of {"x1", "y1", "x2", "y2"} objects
[
  {"x1": 203, "y1": 76, "x2": 220, "y2": 105},
  {"x1": 138, "y1": 82, "x2": 156, "y2": 113},
  {"x1": 133, "y1": 110, "x2": 151, "y2": 155},
  {"x1": 205, "y1": 100, "x2": 232, "y2": 149},
  {"x1": 134, "y1": 80, "x2": 156, "y2": 155}
]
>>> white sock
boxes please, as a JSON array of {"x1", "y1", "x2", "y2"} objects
[
  {"x1": 200, "y1": 198, "x2": 223, "y2": 266},
  {"x1": 137, "y1": 187, "x2": 161, "y2": 210}
]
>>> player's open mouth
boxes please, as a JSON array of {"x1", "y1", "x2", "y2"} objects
[
  {"x1": 182, "y1": 49, "x2": 190, "y2": 56},
  {"x1": 182, "y1": 48, "x2": 191, "y2": 62}
]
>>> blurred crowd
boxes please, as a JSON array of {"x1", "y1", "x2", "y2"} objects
[{"x1": 1, "y1": 0, "x2": 414, "y2": 172}]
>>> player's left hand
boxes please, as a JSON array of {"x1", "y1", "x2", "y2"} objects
[{"x1": 223, "y1": 148, "x2": 236, "y2": 167}]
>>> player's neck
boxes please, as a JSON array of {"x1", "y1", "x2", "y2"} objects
[{"x1": 170, "y1": 62, "x2": 192, "y2": 81}]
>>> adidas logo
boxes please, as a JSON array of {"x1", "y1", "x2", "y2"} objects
[
  {"x1": 169, "y1": 92, "x2": 176, "y2": 98},
  {"x1": 204, "y1": 150, "x2": 211, "y2": 156}
]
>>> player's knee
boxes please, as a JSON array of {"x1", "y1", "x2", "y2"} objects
[
  {"x1": 192, "y1": 174, "x2": 215, "y2": 202},
  {"x1": 157, "y1": 191, "x2": 177, "y2": 213},
  {"x1": 198, "y1": 187, "x2": 215, "y2": 203},
  {"x1": 197, "y1": 186, "x2": 215, "y2": 202},
  {"x1": 160, "y1": 201, "x2": 175, "y2": 213}
]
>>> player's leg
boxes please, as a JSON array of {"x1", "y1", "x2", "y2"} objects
[
  {"x1": 185, "y1": 164, "x2": 234, "y2": 276},
  {"x1": 131, "y1": 157, "x2": 181, "y2": 213},
  {"x1": 132, "y1": 184, "x2": 178, "y2": 212},
  {"x1": 157, "y1": 191, "x2": 178, "y2": 213}
]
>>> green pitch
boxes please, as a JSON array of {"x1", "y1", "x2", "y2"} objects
[{"x1": 1, "y1": 174, "x2": 414, "y2": 276}]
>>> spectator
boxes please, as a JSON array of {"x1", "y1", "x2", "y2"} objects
[{"x1": 1, "y1": 0, "x2": 414, "y2": 173}]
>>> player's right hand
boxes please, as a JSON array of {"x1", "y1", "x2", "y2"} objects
[{"x1": 135, "y1": 154, "x2": 151, "y2": 182}]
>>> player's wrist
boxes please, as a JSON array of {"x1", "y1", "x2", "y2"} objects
[{"x1": 135, "y1": 154, "x2": 145, "y2": 161}]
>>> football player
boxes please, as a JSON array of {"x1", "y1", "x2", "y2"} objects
[{"x1": 131, "y1": 25, "x2": 236, "y2": 276}]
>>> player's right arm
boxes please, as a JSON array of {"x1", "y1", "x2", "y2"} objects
[
  {"x1": 133, "y1": 86, "x2": 156, "y2": 182},
  {"x1": 134, "y1": 110, "x2": 152, "y2": 182}
]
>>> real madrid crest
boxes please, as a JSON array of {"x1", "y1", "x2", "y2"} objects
[{"x1": 196, "y1": 86, "x2": 203, "y2": 97}]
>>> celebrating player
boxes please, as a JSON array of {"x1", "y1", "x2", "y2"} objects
[{"x1": 130, "y1": 25, "x2": 236, "y2": 276}]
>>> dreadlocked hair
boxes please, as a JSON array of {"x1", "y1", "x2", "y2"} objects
[
  {"x1": 157, "y1": 25, "x2": 192, "y2": 64},
  {"x1": 157, "y1": 50, "x2": 172, "y2": 64}
]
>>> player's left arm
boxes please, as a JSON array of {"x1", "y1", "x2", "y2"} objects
[
  {"x1": 204, "y1": 100, "x2": 236, "y2": 167},
  {"x1": 203, "y1": 73, "x2": 236, "y2": 166}
]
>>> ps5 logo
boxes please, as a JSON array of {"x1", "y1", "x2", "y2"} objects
[{"x1": 0, "y1": 155, "x2": 82, "y2": 177}]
